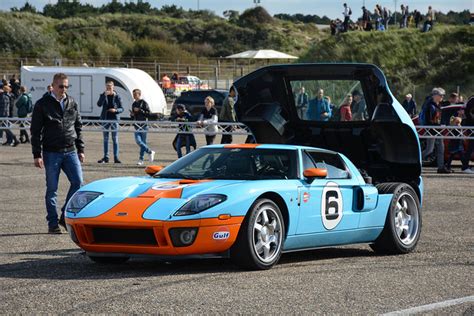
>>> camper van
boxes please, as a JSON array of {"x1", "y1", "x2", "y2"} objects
[{"x1": 21, "y1": 66, "x2": 166, "y2": 118}]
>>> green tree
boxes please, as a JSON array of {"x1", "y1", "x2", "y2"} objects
[{"x1": 10, "y1": 2, "x2": 37, "y2": 14}]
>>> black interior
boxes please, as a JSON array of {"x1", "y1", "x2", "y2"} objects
[{"x1": 233, "y1": 63, "x2": 421, "y2": 185}]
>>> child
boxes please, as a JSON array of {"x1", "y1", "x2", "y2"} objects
[
  {"x1": 173, "y1": 104, "x2": 193, "y2": 158},
  {"x1": 197, "y1": 96, "x2": 218, "y2": 145},
  {"x1": 445, "y1": 116, "x2": 464, "y2": 171}
]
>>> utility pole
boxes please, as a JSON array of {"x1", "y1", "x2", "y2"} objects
[{"x1": 197, "y1": 0, "x2": 200, "y2": 11}]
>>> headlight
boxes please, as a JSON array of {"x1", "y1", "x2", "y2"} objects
[
  {"x1": 174, "y1": 194, "x2": 227, "y2": 216},
  {"x1": 66, "y1": 191, "x2": 102, "y2": 214}
]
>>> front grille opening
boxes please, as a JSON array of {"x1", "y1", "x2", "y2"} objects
[{"x1": 92, "y1": 227, "x2": 158, "y2": 245}]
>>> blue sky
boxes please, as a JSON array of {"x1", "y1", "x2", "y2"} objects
[{"x1": 0, "y1": 0, "x2": 472, "y2": 19}]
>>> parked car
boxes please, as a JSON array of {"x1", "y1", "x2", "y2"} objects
[
  {"x1": 169, "y1": 75, "x2": 209, "y2": 96},
  {"x1": 65, "y1": 63, "x2": 424, "y2": 270},
  {"x1": 171, "y1": 89, "x2": 228, "y2": 117}
]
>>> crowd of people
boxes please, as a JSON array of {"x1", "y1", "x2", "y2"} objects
[
  {"x1": 295, "y1": 87, "x2": 368, "y2": 122},
  {"x1": 0, "y1": 76, "x2": 33, "y2": 146},
  {"x1": 417, "y1": 88, "x2": 474, "y2": 174},
  {"x1": 330, "y1": 3, "x2": 437, "y2": 35}
]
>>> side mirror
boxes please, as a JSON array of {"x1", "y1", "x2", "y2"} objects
[
  {"x1": 145, "y1": 165, "x2": 164, "y2": 176},
  {"x1": 303, "y1": 168, "x2": 327, "y2": 180}
]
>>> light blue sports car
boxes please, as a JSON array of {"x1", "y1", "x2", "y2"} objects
[{"x1": 66, "y1": 64, "x2": 423, "y2": 270}]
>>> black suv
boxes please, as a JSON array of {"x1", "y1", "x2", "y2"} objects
[{"x1": 171, "y1": 89, "x2": 228, "y2": 118}]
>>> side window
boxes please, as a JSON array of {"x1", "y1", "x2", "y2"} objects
[
  {"x1": 307, "y1": 152, "x2": 350, "y2": 179},
  {"x1": 302, "y1": 152, "x2": 316, "y2": 171}
]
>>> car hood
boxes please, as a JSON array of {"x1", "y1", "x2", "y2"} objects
[
  {"x1": 232, "y1": 63, "x2": 422, "y2": 184},
  {"x1": 69, "y1": 177, "x2": 246, "y2": 220}
]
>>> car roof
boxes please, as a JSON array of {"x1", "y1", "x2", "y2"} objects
[{"x1": 202, "y1": 143, "x2": 339, "y2": 154}]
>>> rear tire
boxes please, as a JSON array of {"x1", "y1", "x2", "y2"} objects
[
  {"x1": 88, "y1": 256, "x2": 130, "y2": 264},
  {"x1": 371, "y1": 183, "x2": 421, "y2": 254},
  {"x1": 231, "y1": 199, "x2": 285, "y2": 270}
]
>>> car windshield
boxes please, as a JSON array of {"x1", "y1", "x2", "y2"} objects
[{"x1": 156, "y1": 148, "x2": 298, "y2": 180}]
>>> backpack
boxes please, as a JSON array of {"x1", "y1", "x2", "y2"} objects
[
  {"x1": 26, "y1": 93, "x2": 33, "y2": 113},
  {"x1": 348, "y1": 7, "x2": 352, "y2": 15},
  {"x1": 419, "y1": 98, "x2": 431, "y2": 125}
]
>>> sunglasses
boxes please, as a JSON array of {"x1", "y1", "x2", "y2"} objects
[{"x1": 58, "y1": 84, "x2": 69, "y2": 89}]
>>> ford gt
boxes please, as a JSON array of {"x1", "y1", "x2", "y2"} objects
[{"x1": 65, "y1": 63, "x2": 423, "y2": 270}]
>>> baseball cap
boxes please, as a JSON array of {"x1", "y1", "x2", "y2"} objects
[{"x1": 431, "y1": 87, "x2": 446, "y2": 96}]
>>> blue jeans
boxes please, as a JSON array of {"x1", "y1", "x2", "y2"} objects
[
  {"x1": 176, "y1": 134, "x2": 191, "y2": 158},
  {"x1": 422, "y1": 138, "x2": 444, "y2": 169},
  {"x1": 43, "y1": 151, "x2": 83, "y2": 228},
  {"x1": 134, "y1": 129, "x2": 151, "y2": 160},
  {"x1": 102, "y1": 122, "x2": 119, "y2": 159}
]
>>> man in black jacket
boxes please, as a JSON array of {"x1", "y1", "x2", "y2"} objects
[
  {"x1": 420, "y1": 87, "x2": 450, "y2": 174},
  {"x1": 0, "y1": 85, "x2": 20, "y2": 146},
  {"x1": 31, "y1": 73, "x2": 84, "y2": 234},
  {"x1": 130, "y1": 88, "x2": 155, "y2": 165}
]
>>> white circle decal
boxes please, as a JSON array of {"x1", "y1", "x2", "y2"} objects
[{"x1": 321, "y1": 182, "x2": 343, "y2": 230}]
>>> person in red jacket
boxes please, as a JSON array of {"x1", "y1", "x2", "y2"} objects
[{"x1": 340, "y1": 94, "x2": 353, "y2": 121}]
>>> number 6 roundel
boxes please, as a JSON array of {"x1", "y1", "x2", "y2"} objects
[{"x1": 321, "y1": 182, "x2": 343, "y2": 230}]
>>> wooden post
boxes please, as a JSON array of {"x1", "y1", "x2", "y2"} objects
[
  {"x1": 214, "y1": 67, "x2": 218, "y2": 90},
  {"x1": 156, "y1": 64, "x2": 161, "y2": 81}
]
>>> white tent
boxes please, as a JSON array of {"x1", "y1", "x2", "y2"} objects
[{"x1": 226, "y1": 49, "x2": 298, "y2": 59}]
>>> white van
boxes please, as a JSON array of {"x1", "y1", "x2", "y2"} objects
[{"x1": 20, "y1": 66, "x2": 166, "y2": 118}]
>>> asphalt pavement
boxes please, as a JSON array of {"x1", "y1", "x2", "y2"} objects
[{"x1": 0, "y1": 132, "x2": 472, "y2": 314}]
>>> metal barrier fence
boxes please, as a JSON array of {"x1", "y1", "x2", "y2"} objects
[
  {"x1": 0, "y1": 118, "x2": 253, "y2": 136},
  {"x1": 1, "y1": 118, "x2": 473, "y2": 139},
  {"x1": 416, "y1": 125, "x2": 474, "y2": 139}
]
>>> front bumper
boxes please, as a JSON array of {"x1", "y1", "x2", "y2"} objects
[{"x1": 65, "y1": 216, "x2": 244, "y2": 256}]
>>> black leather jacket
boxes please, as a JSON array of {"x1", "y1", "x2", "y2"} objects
[{"x1": 30, "y1": 94, "x2": 84, "y2": 158}]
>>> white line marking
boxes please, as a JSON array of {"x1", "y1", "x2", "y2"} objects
[{"x1": 382, "y1": 295, "x2": 474, "y2": 315}]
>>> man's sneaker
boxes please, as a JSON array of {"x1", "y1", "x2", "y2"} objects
[
  {"x1": 437, "y1": 167, "x2": 451, "y2": 174},
  {"x1": 48, "y1": 226, "x2": 62, "y2": 234},
  {"x1": 98, "y1": 157, "x2": 109, "y2": 163},
  {"x1": 149, "y1": 150, "x2": 155, "y2": 162},
  {"x1": 11, "y1": 140, "x2": 20, "y2": 147},
  {"x1": 462, "y1": 168, "x2": 474, "y2": 174},
  {"x1": 137, "y1": 160, "x2": 144, "y2": 166},
  {"x1": 114, "y1": 158, "x2": 122, "y2": 164}
]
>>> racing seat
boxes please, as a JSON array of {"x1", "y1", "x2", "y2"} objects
[{"x1": 225, "y1": 156, "x2": 256, "y2": 177}]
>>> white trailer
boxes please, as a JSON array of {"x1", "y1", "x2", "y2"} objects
[{"x1": 20, "y1": 66, "x2": 166, "y2": 118}]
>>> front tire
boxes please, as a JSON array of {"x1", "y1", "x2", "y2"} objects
[
  {"x1": 371, "y1": 183, "x2": 422, "y2": 254},
  {"x1": 231, "y1": 199, "x2": 285, "y2": 270}
]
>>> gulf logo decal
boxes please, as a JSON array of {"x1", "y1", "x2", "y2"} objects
[
  {"x1": 213, "y1": 227, "x2": 230, "y2": 241},
  {"x1": 303, "y1": 192, "x2": 310, "y2": 203},
  {"x1": 321, "y1": 182, "x2": 343, "y2": 230}
]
